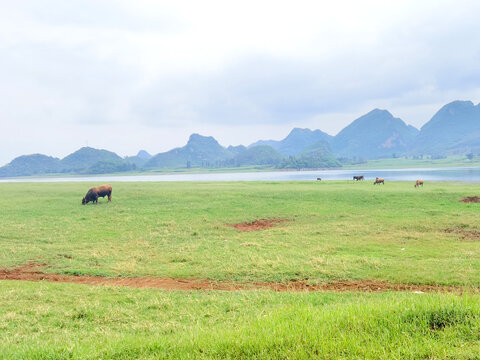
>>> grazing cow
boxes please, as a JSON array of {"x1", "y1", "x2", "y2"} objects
[
  {"x1": 353, "y1": 175, "x2": 364, "y2": 181},
  {"x1": 82, "y1": 184, "x2": 112, "y2": 205},
  {"x1": 414, "y1": 179, "x2": 424, "y2": 188},
  {"x1": 317, "y1": 178, "x2": 322, "y2": 181},
  {"x1": 373, "y1": 177, "x2": 385, "y2": 185}
]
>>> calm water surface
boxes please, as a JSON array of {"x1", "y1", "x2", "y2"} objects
[{"x1": 1, "y1": 167, "x2": 479, "y2": 183}]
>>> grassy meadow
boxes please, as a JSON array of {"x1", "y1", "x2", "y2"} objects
[
  {"x1": 0, "y1": 181, "x2": 479, "y2": 284},
  {"x1": 1, "y1": 281, "x2": 480, "y2": 359},
  {"x1": 1, "y1": 180, "x2": 480, "y2": 358},
  {"x1": 344, "y1": 155, "x2": 480, "y2": 169}
]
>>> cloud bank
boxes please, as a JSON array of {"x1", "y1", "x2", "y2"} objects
[{"x1": 1, "y1": 0, "x2": 480, "y2": 165}]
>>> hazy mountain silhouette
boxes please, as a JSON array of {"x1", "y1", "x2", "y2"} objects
[
  {"x1": 60, "y1": 147, "x2": 123, "y2": 171},
  {"x1": 410, "y1": 100, "x2": 480, "y2": 155},
  {"x1": 0, "y1": 154, "x2": 61, "y2": 177},
  {"x1": 124, "y1": 150, "x2": 152, "y2": 167},
  {"x1": 2, "y1": 100, "x2": 480, "y2": 177},
  {"x1": 227, "y1": 145, "x2": 248, "y2": 156},
  {"x1": 332, "y1": 109, "x2": 419, "y2": 159},
  {"x1": 250, "y1": 128, "x2": 333, "y2": 156},
  {"x1": 136, "y1": 150, "x2": 152, "y2": 159},
  {"x1": 145, "y1": 134, "x2": 234, "y2": 168}
]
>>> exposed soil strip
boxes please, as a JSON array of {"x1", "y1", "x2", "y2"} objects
[
  {"x1": 0, "y1": 263, "x2": 477, "y2": 293},
  {"x1": 444, "y1": 228, "x2": 480, "y2": 242},
  {"x1": 229, "y1": 218, "x2": 290, "y2": 232},
  {"x1": 460, "y1": 196, "x2": 480, "y2": 203}
]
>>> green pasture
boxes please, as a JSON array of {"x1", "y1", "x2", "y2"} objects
[
  {"x1": 0, "y1": 181, "x2": 479, "y2": 285},
  {"x1": 1, "y1": 181, "x2": 480, "y2": 359},
  {"x1": 344, "y1": 155, "x2": 480, "y2": 169},
  {"x1": 1, "y1": 281, "x2": 480, "y2": 359}
]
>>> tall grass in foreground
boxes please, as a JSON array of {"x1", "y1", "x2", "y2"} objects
[{"x1": 0, "y1": 281, "x2": 479, "y2": 359}]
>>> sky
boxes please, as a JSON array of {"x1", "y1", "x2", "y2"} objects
[{"x1": 1, "y1": 0, "x2": 480, "y2": 165}]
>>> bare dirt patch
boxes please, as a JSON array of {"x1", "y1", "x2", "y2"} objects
[
  {"x1": 444, "y1": 228, "x2": 480, "y2": 242},
  {"x1": 229, "y1": 218, "x2": 290, "y2": 232},
  {"x1": 1, "y1": 263, "x2": 476, "y2": 293},
  {"x1": 460, "y1": 196, "x2": 480, "y2": 203}
]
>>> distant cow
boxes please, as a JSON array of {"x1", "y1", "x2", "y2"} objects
[
  {"x1": 82, "y1": 184, "x2": 112, "y2": 205},
  {"x1": 353, "y1": 175, "x2": 364, "y2": 181},
  {"x1": 373, "y1": 177, "x2": 385, "y2": 185},
  {"x1": 414, "y1": 179, "x2": 424, "y2": 188},
  {"x1": 317, "y1": 178, "x2": 322, "y2": 181}
]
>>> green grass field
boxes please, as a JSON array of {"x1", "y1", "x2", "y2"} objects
[
  {"x1": 1, "y1": 181, "x2": 479, "y2": 359},
  {"x1": 343, "y1": 155, "x2": 480, "y2": 169}
]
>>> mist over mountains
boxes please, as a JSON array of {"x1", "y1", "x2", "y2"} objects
[{"x1": 1, "y1": 100, "x2": 479, "y2": 177}]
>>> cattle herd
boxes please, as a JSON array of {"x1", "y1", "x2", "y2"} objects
[
  {"x1": 80, "y1": 178, "x2": 425, "y2": 205},
  {"x1": 315, "y1": 176, "x2": 424, "y2": 187}
]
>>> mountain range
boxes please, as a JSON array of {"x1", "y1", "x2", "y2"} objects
[
  {"x1": 332, "y1": 109, "x2": 419, "y2": 159},
  {"x1": 410, "y1": 100, "x2": 480, "y2": 155},
  {"x1": 1, "y1": 100, "x2": 479, "y2": 177}
]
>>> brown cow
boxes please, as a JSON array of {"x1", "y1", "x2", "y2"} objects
[
  {"x1": 373, "y1": 177, "x2": 384, "y2": 185},
  {"x1": 82, "y1": 184, "x2": 112, "y2": 205},
  {"x1": 414, "y1": 179, "x2": 424, "y2": 188},
  {"x1": 353, "y1": 175, "x2": 364, "y2": 181}
]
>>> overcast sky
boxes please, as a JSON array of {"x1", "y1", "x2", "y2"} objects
[{"x1": 1, "y1": 0, "x2": 480, "y2": 165}]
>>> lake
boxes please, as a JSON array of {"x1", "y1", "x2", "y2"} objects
[{"x1": 1, "y1": 166, "x2": 479, "y2": 183}]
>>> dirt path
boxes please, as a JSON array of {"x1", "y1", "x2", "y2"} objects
[{"x1": 0, "y1": 263, "x2": 476, "y2": 293}]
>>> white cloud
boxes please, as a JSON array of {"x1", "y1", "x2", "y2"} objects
[{"x1": 1, "y1": 0, "x2": 480, "y2": 164}]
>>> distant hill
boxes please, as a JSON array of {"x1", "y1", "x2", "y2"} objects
[
  {"x1": 410, "y1": 100, "x2": 480, "y2": 155},
  {"x1": 300, "y1": 140, "x2": 335, "y2": 158},
  {"x1": 278, "y1": 140, "x2": 341, "y2": 169},
  {"x1": 3, "y1": 100, "x2": 480, "y2": 178},
  {"x1": 234, "y1": 145, "x2": 283, "y2": 166},
  {"x1": 227, "y1": 145, "x2": 247, "y2": 156},
  {"x1": 0, "y1": 148, "x2": 134, "y2": 177},
  {"x1": 124, "y1": 150, "x2": 152, "y2": 168},
  {"x1": 61, "y1": 147, "x2": 123, "y2": 172},
  {"x1": 332, "y1": 109, "x2": 419, "y2": 159},
  {"x1": 0, "y1": 154, "x2": 61, "y2": 177},
  {"x1": 136, "y1": 150, "x2": 152, "y2": 159},
  {"x1": 145, "y1": 134, "x2": 234, "y2": 168},
  {"x1": 123, "y1": 155, "x2": 148, "y2": 167},
  {"x1": 250, "y1": 128, "x2": 333, "y2": 156}
]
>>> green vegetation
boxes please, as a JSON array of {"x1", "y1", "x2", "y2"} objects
[
  {"x1": 1, "y1": 281, "x2": 480, "y2": 359},
  {"x1": 1, "y1": 181, "x2": 479, "y2": 359},
  {"x1": 344, "y1": 154, "x2": 480, "y2": 169},
  {"x1": 60, "y1": 147, "x2": 124, "y2": 171},
  {"x1": 278, "y1": 155, "x2": 340, "y2": 169},
  {"x1": 0, "y1": 154, "x2": 62, "y2": 177},
  {"x1": 1, "y1": 181, "x2": 479, "y2": 284},
  {"x1": 0, "y1": 147, "x2": 137, "y2": 177},
  {"x1": 235, "y1": 145, "x2": 283, "y2": 166},
  {"x1": 84, "y1": 160, "x2": 136, "y2": 174},
  {"x1": 277, "y1": 140, "x2": 341, "y2": 169}
]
